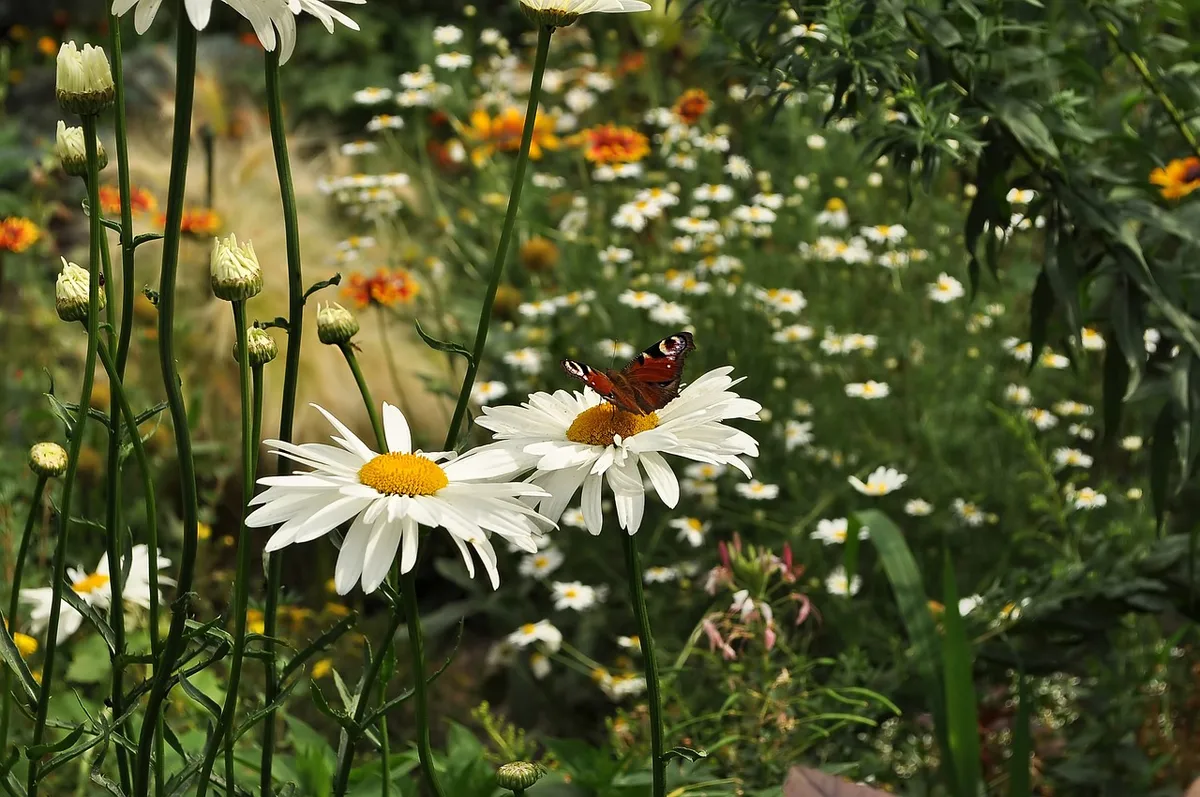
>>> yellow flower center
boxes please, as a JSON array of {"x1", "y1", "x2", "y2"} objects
[
  {"x1": 358, "y1": 452, "x2": 448, "y2": 496},
  {"x1": 72, "y1": 572, "x2": 110, "y2": 594},
  {"x1": 564, "y1": 588, "x2": 579, "y2": 599},
  {"x1": 686, "y1": 518, "x2": 702, "y2": 531},
  {"x1": 521, "y1": 623, "x2": 536, "y2": 635},
  {"x1": 13, "y1": 633, "x2": 37, "y2": 657},
  {"x1": 566, "y1": 404, "x2": 660, "y2": 446},
  {"x1": 865, "y1": 482, "x2": 887, "y2": 495}
]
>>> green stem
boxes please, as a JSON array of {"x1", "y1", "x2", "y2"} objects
[
  {"x1": 337, "y1": 344, "x2": 385, "y2": 445},
  {"x1": 441, "y1": 23, "x2": 553, "y2": 451},
  {"x1": 133, "y1": 18, "x2": 200, "y2": 797},
  {"x1": 261, "y1": 48, "x2": 303, "y2": 796},
  {"x1": 109, "y1": 12, "x2": 136, "y2": 374},
  {"x1": 621, "y1": 532, "x2": 666, "y2": 797},
  {"x1": 399, "y1": 571, "x2": 441, "y2": 795},
  {"x1": 0, "y1": 475, "x2": 46, "y2": 751},
  {"x1": 195, "y1": 303, "x2": 257, "y2": 797},
  {"x1": 27, "y1": 112, "x2": 104, "y2": 797},
  {"x1": 252, "y1": 365, "x2": 264, "y2": 475}
]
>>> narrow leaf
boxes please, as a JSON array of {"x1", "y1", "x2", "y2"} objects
[
  {"x1": 1009, "y1": 671, "x2": 1032, "y2": 797},
  {"x1": 941, "y1": 549, "x2": 982, "y2": 797},
  {"x1": 414, "y1": 319, "x2": 473, "y2": 365}
]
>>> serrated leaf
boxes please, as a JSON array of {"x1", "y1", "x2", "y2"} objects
[
  {"x1": 60, "y1": 588, "x2": 117, "y2": 654},
  {"x1": 26, "y1": 724, "x2": 87, "y2": 759},
  {"x1": 303, "y1": 272, "x2": 342, "y2": 302}
]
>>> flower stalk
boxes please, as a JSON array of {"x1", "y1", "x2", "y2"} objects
[
  {"x1": 442, "y1": 23, "x2": 553, "y2": 451},
  {"x1": 133, "y1": 17, "x2": 200, "y2": 796},
  {"x1": 0, "y1": 473, "x2": 46, "y2": 752},
  {"x1": 27, "y1": 111, "x2": 104, "y2": 797},
  {"x1": 330, "y1": 342, "x2": 445, "y2": 797},
  {"x1": 621, "y1": 532, "x2": 666, "y2": 797},
  {"x1": 261, "y1": 49, "x2": 303, "y2": 794}
]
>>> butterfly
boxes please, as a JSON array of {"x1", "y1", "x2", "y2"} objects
[{"x1": 561, "y1": 332, "x2": 696, "y2": 416}]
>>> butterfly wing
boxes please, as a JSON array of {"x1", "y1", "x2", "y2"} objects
[
  {"x1": 616, "y1": 332, "x2": 696, "y2": 414},
  {"x1": 562, "y1": 359, "x2": 619, "y2": 403}
]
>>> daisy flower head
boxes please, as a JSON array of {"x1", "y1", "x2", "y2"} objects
[
  {"x1": 507, "y1": 620, "x2": 562, "y2": 653},
  {"x1": 736, "y1": 480, "x2": 779, "y2": 500},
  {"x1": 928, "y1": 273, "x2": 965, "y2": 303},
  {"x1": 825, "y1": 565, "x2": 862, "y2": 597},
  {"x1": 552, "y1": 581, "x2": 602, "y2": 611},
  {"x1": 519, "y1": 547, "x2": 565, "y2": 579},
  {"x1": 670, "y1": 516, "x2": 709, "y2": 547},
  {"x1": 844, "y1": 380, "x2": 890, "y2": 399},
  {"x1": 643, "y1": 566, "x2": 679, "y2": 583},
  {"x1": 244, "y1": 404, "x2": 551, "y2": 593},
  {"x1": 952, "y1": 498, "x2": 986, "y2": 526},
  {"x1": 470, "y1": 366, "x2": 761, "y2": 535},
  {"x1": 849, "y1": 466, "x2": 907, "y2": 496},
  {"x1": 811, "y1": 517, "x2": 868, "y2": 545}
]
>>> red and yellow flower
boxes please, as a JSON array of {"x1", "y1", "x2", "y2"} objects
[
  {"x1": 1150, "y1": 157, "x2": 1200, "y2": 200},
  {"x1": 342, "y1": 268, "x2": 421, "y2": 309},
  {"x1": 0, "y1": 217, "x2": 40, "y2": 253},
  {"x1": 575, "y1": 124, "x2": 650, "y2": 165},
  {"x1": 463, "y1": 107, "x2": 560, "y2": 165},
  {"x1": 100, "y1": 184, "x2": 158, "y2": 215},
  {"x1": 673, "y1": 89, "x2": 711, "y2": 125}
]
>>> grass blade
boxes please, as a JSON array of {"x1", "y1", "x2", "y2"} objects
[{"x1": 941, "y1": 548, "x2": 982, "y2": 797}]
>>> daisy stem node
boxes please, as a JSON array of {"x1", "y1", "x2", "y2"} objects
[
  {"x1": 0, "y1": 474, "x2": 46, "y2": 754},
  {"x1": 131, "y1": 17, "x2": 200, "y2": 797},
  {"x1": 262, "y1": 46, "x2": 305, "y2": 795},
  {"x1": 28, "y1": 111, "x2": 105, "y2": 797},
  {"x1": 441, "y1": 23, "x2": 554, "y2": 451},
  {"x1": 620, "y1": 533, "x2": 666, "y2": 797}
]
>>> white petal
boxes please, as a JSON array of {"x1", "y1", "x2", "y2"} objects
[
  {"x1": 133, "y1": 0, "x2": 163, "y2": 33},
  {"x1": 581, "y1": 472, "x2": 604, "y2": 535},
  {"x1": 334, "y1": 512, "x2": 373, "y2": 594},
  {"x1": 361, "y1": 518, "x2": 401, "y2": 593},
  {"x1": 183, "y1": 0, "x2": 212, "y2": 29},
  {"x1": 399, "y1": 516, "x2": 419, "y2": 574},
  {"x1": 311, "y1": 404, "x2": 376, "y2": 461},
  {"x1": 382, "y1": 403, "x2": 412, "y2": 454},
  {"x1": 639, "y1": 451, "x2": 679, "y2": 508}
]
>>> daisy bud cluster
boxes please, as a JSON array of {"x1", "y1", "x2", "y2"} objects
[
  {"x1": 55, "y1": 257, "x2": 103, "y2": 323},
  {"x1": 210, "y1": 234, "x2": 263, "y2": 301},
  {"x1": 55, "y1": 121, "x2": 106, "y2": 177},
  {"x1": 55, "y1": 42, "x2": 114, "y2": 115}
]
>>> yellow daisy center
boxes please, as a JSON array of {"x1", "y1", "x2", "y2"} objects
[
  {"x1": 566, "y1": 404, "x2": 659, "y2": 446},
  {"x1": 521, "y1": 623, "x2": 536, "y2": 635},
  {"x1": 13, "y1": 633, "x2": 37, "y2": 657},
  {"x1": 358, "y1": 452, "x2": 448, "y2": 496},
  {"x1": 72, "y1": 572, "x2": 110, "y2": 594}
]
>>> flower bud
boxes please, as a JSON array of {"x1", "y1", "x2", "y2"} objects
[
  {"x1": 317, "y1": 302, "x2": 359, "y2": 345},
  {"x1": 55, "y1": 257, "x2": 104, "y2": 322},
  {"x1": 210, "y1": 233, "x2": 263, "y2": 301},
  {"x1": 56, "y1": 121, "x2": 107, "y2": 176},
  {"x1": 233, "y1": 327, "x2": 279, "y2": 367},
  {"x1": 519, "y1": 1, "x2": 580, "y2": 27},
  {"x1": 28, "y1": 442, "x2": 69, "y2": 477},
  {"x1": 496, "y1": 761, "x2": 543, "y2": 792},
  {"x1": 56, "y1": 42, "x2": 114, "y2": 115}
]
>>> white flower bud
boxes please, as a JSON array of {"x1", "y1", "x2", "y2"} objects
[
  {"x1": 233, "y1": 327, "x2": 279, "y2": 367},
  {"x1": 55, "y1": 121, "x2": 106, "y2": 177},
  {"x1": 210, "y1": 233, "x2": 263, "y2": 301},
  {"x1": 317, "y1": 302, "x2": 359, "y2": 345},
  {"x1": 55, "y1": 257, "x2": 104, "y2": 323},
  {"x1": 56, "y1": 42, "x2": 114, "y2": 115},
  {"x1": 29, "y1": 442, "x2": 69, "y2": 477}
]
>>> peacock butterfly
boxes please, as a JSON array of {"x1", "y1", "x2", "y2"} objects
[{"x1": 561, "y1": 332, "x2": 696, "y2": 416}]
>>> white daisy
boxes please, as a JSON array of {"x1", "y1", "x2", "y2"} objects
[
  {"x1": 529, "y1": 651, "x2": 551, "y2": 679},
  {"x1": 1070, "y1": 487, "x2": 1107, "y2": 511},
  {"x1": 669, "y1": 517, "x2": 708, "y2": 547},
  {"x1": 904, "y1": 499, "x2": 933, "y2": 516},
  {"x1": 503, "y1": 348, "x2": 545, "y2": 374},
  {"x1": 736, "y1": 479, "x2": 778, "y2": 500},
  {"x1": 928, "y1": 273, "x2": 965, "y2": 303},
  {"x1": 432, "y1": 24, "x2": 463, "y2": 45},
  {"x1": 550, "y1": 581, "x2": 599, "y2": 611},
  {"x1": 519, "y1": 547, "x2": 565, "y2": 580},
  {"x1": 618, "y1": 290, "x2": 663, "y2": 309},
  {"x1": 642, "y1": 566, "x2": 679, "y2": 584},
  {"x1": 468, "y1": 368, "x2": 761, "y2": 535},
  {"x1": 784, "y1": 419, "x2": 813, "y2": 451},
  {"x1": 435, "y1": 52, "x2": 472, "y2": 71},
  {"x1": 825, "y1": 565, "x2": 862, "y2": 597},
  {"x1": 844, "y1": 381, "x2": 890, "y2": 399},
  {"x1": 471, "y1": 381, "x2": 509, "y2": 405},
  {"x1": 811, "y1": 517, "x2": 868, "y2": 545},
  {"x1": 21, "y1": 545, "x2": 172, "y2": 644},
  {"x1": 958, "y1": 595, "x2": 983, "y2": 616},
  {"x1": 849, "y1": 466, "x2": 907, "y2": 496},
  {"x1": 1053, "y1": 447, "x2": 1093, "y2": 470},
  {"x1": 244, "y1": 403, "x2": 551, "y2": 593},
  {"x1": 507, "y1": 620, "x2": 562, "y2": 653},
  {"x1": 952, "y1": 498, "x2": 986, "y2": 526}
]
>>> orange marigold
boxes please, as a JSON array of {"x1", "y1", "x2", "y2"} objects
[
  {"x1": 99, "y1": 184, "x2": 158, "y2": 215},
  {"x1": 342, "y1": 268, "x2": 420, "y2": 309},
  {"x1": 464, "y1": 107, "x2": 560, "y2": 164},
  {"x1": 182, "y1": 208, "x2": 221, "y2": 236},
  {"x1": 1150, "y1": 157, "x2": 1200, "y2": 200},
  {"x1": 673, "y1": 89, "x2": 711, "y2": 125},
  {"x1": 577, "y1": 124, "x2": 650, "y2": 165},
  {"x1": 0, "y1": 217, "x2": 40, "y2": 253}
]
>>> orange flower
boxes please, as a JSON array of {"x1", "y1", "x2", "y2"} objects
[
  {"x1": 181, "y1": 208, "x2": 221, "y2": 236},
  {"x1": 673, "y1": 89, "x2": 711, "y2": 125},
  {"x1": 463, "y1": 107, "x2": 560, "y2": 164},
  {"x1": 0, "y1": 217, "x2": 40, "y2": 253},
  {"x1": 36, "y1": 36, "x2": 57, "y2": 57},
  {"x1": 617, "y1": 51, "x2": 647, "y2": 76},
  {"x1": 99, "y1": 185, "x2": 158, "y2": 215},
  {"x1": 577, "y1": 124, "x2": 650, "y2": 165},
  {"x1": 342, "y1": 268, "x2": 420, "y2": 309},
  {"x1": 1150, "y1": 157, "x2": 1200, "y2": 200}
]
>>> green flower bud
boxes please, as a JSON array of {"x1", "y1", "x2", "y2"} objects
[
  {"x1": 210, "y1": 233, "x2": 263, "y2": 301},
  {"x1": 28, "y1": 442, "x2": 69, "y2": 477},
  {"x1": 56, "y1": 121, "x2": 107, "y2": 177},
  {"x1": 55, "y1": 257, "x2": 104, "y2": 323},
  {"x1": 496, "y1": 761, "x2": 543, "y2": 792},
  {"x1": 317, "y1": 302, "x2": 359, "y2": 345},
  {"x1": 56, "y1": 42, "x2": 114, "y2": 115},
  {"x1": 233, "y1": 327, "x2": 279, "y2": 367}
]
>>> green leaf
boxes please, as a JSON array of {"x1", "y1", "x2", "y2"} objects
[
  {"x1": 1009, "y1": 671, "x2": 1032, "y2": 797},
  {"x1": 1101, "y1": 344, "x2": 1129, "y2": 443},
  {"x1": 662, "y1": 746, "x2": 709, "y2": 764},
  {"x1": 0, "y1": 608, "x2": 39, "y2": 706},
  {"x1": 1027, "y1": 269, "x2": 1054, "y2": 374},
  {"x1": 992, "y1": 97, "x2": 1060, "y2": 161},
  {"x1": 843, "y1": 514, "x2": 865, "y2": 582},
  {"x1": 303, "y1": 272, "x2": 342, "y2": 302},
  {"x1": 26, "y1": 724, "x2": 87, "y2": 759},
  {"x1": 60, "y1": 588, "x2": 117, "y2": 654},
  {"x1": 414, "y1": 319, "x2": 473, "y2": 365},
  {"x1": 1044, "y1": 220, "x2": 1081, "y2": 336},
  {"x1": 131, "y1": 232, "x2": 164, "y2": 250},
  {"x1": 941, "y1": 549, "x2": 982, "y2": 797}
]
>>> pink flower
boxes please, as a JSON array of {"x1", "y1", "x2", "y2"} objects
[{"x1": 702, "y1": 618, "x2": 737, "y2": 660}]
